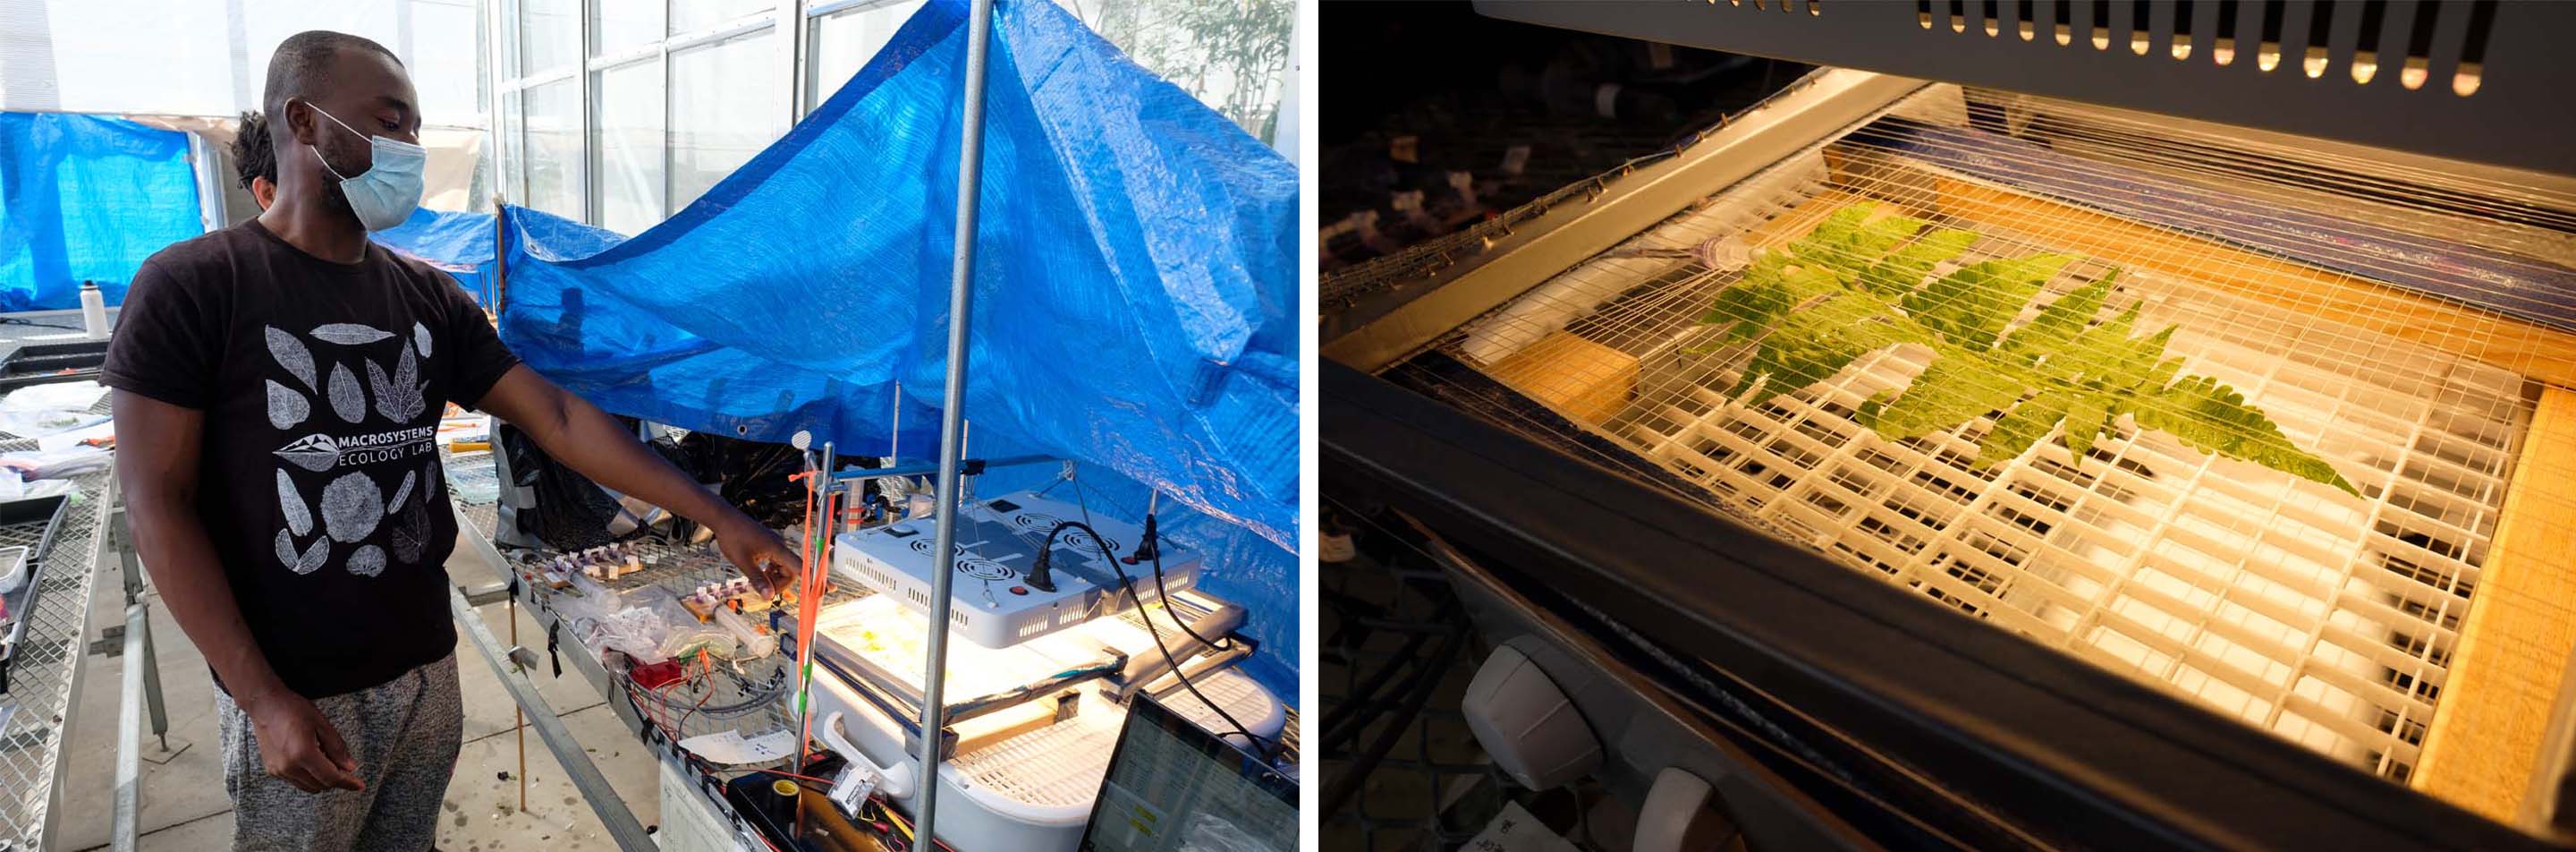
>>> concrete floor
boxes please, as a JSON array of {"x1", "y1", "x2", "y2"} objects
[{"x1": 52, "y1": 530, "x2": 665, "y2": 851}]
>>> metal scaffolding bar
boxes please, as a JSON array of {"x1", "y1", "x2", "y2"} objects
[{"x1": 916, "y1": 0, "x2": 998, "y2": 841}]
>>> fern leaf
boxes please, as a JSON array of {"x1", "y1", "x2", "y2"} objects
[
  {"x1": 2133, "y1": 375, "x2": 2359, "y2": 495},
  {"x1": 1977, "y1": 390, "x2": 2068, "y2": 468},
  {"x1": 1903, "y1": 253, "x2": 2075, "y2": 351},
  {"x1": 1689, "y1": 205, "x2": 2348, "y2": 495},
  {"x1": 2061, "y1": 394, "x2": 2111, "y2": 466},
  {"x1": 1857, "y1": 228, "x2": 1979, "y2": 296},
  {"x1": 1996, "y1": 272, "x2": 2114, "y2": 365},
  {"x1": 1700, "y1": 260, "x2": 1844, "y2": 345},
  {"x1": 1727, "y1": 290, "x2": 1910, "y2": 401},
  {"x1": 1792, "y1": 202, "x2": 1928, "y2": 277},
  {"x1": 1863, "y1": 349, "x2": 2029, "y2": 440}
]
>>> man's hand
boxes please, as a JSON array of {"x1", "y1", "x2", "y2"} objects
[
  {"x1": 241, "y1": 690, "x2": 363, "y2": 794},
  {"x1": 475, "y1": 367, "x2": 810, "y2": 596},
  {"x1": 711, "y1": 512, "x2": 801, "y2": 596}
]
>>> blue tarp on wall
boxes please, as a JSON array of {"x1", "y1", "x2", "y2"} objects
[
  {"x1": 383, "y1": 0, "x2": 1301, "y2": 698},
  {"x1": 0, "y1": 113, "x2": 202, "y2": 311}
]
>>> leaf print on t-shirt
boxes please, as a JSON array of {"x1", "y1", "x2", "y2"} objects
[
  {"x1": 266, "y1": 380, "x2": 308, "y2": 430},
  {"x1": 412, "y1": 321, "x2": 432, "y2": 359},
  {"x1": 275, "y1": 529, "x2": 327, "y2": 575},
  {"x1": 311, "y1": 324, "x2": 394, "y2": 345},
  {"x1": 327, "y1": 362, "x2": 365, "y2": 423},
  {"x1": 276, "y1": 470, "x2": 312, "y2": 536},
  {"x1": 266, "y1": 327, "x2": 317, "y2": 391},
  {"x1": 369, "y1": 346, "x2": 427, "y2": 422},
  {"x1": 346, "y1": 544, "x2": 386, "y2": 577},
  {"x1": 320, "y1": 471, "x2": 384, "y2": 543}
]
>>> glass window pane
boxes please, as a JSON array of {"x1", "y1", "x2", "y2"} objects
[
  {"x1": 521, "y1": 79, "x2": 582, "y2": 219},
  {"x1": 807, "y1": 1, "x2": 926, "y2": 108},
  {"x1": 500, "y1": 89, "x2": 523, "y2": 202},
  {"x1": 668, "y1": 30, "x2": 777, "y2": 214},
  {"x1": 519, "y1": 0, "x2": 580, "y2": 75},
  {"x1": 672, "y1": 0, "x2": 774, "y2": 35},
  {"x1": 592, "y1": 61, "x2": 666, "y2": 235},
  {"x1": 594, "y1": 0, "x2": 665, "y2": 55},
  {"x1": 1080, "y1": 0, "x2": 1293, "y2": 139},
  {"x1": 411, "y1": 0, "x2": 484, "y2": 123}
]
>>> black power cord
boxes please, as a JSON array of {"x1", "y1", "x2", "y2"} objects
[{"x1": 1038, "y1": 519, "x2": 1278, "y2": 762}]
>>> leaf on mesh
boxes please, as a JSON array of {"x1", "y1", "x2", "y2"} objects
[
  {"x1": 1996, "y1": 273, "x2": 2114, "y2": 365},
  {"x1": 1792, "y1": 202, "x2": 1929, "y2": 277},
  {"x1": 1693, "y1": 204, "x2": 2348, "y2": 494},
  {"x1": 1977, "y1": 390, "x2": 2068, "y2": 468},
  {"x1": 1904, "y1": 253, "x2": 2075, "y2": 352},
  {"x1": 2137, "y1": 375, "x2": 2359, "y2": 495},
  {"x1": 1863, "y1": 349, "x2": 2028, "y2": 439},
  {"x1": 1857, "y1": 228, "x2": 1979, "y2": 296},
  {"x1": 1728, "y1": 291, "x2": 1914, "y2": 402},
  {"x1": 2061, "y1": 394, "x2": 2112, "y2": 464}
]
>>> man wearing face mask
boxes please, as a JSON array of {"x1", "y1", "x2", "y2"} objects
[{"x1": 105, "y1": 30, "x2": 799, "y2": 850}]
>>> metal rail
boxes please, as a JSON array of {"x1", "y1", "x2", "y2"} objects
[
  {"x1": 444, "y1": 502, "x2": 660, "y2": 852},
  {"x1": 446, "y1": 582, "x2": 655, "y2": 851}
]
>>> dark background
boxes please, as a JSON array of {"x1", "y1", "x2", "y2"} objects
[{"x1": 1318, "y1": 1, "x2": 1807, "y2": 272}]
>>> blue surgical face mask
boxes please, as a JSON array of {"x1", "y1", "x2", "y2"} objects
[{"x1": 308, "y1": 104, "x2": 426, "y2": 231}]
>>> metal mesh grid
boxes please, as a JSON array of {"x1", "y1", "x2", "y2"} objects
[
  {"x1": 1392, "y1": 81, "x2": 2576, "y2": 783},
  {"x1": 0, "y1": 469, "x2": 110, "y2": 851}
]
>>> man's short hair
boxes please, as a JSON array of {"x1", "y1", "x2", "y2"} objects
[
  {"x1": 232, "y1": 112, "x2": 275, "y2": 191},
  {"x1": 261, "y1": 30, "x2": 402, "y2": 133}
]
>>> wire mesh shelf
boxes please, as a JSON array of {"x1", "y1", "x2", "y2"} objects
[
  {"x1": 1392, "y1": 81, "x2": 2576, "y2": 784},
  {"x1": 0, "y1": 469, "x2": 112, "y2": 852}
]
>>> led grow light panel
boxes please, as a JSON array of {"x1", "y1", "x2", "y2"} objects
[
  {"x1": 814, "y1": 595, "x2": 1111, "y2": 700},
  {"x1": 831, "y1": 491, "x2": 1201, "y2": 649},
  {"x1": 1411, "y1": 84, "x2": 2563, "y2": 785}
]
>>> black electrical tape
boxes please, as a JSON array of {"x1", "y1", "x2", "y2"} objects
[{"x1": 547, "y1": 621, "x2": 563, "y2": 677}]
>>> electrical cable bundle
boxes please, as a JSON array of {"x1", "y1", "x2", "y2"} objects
[{"x1": 1038, "y1": 518, "x2": 1281, "y2": 763}]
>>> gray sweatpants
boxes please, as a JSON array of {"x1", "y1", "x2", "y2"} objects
[{"x1": 215, "y1": 652, "x2": 463, "y2": 852}]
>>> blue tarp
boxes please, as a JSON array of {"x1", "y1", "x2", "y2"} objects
[
  {"x1": 0, "y1": 113, "x2": 202, "y2": 310},
  {"x1": 376, "y1": 208, "x2": 503, "y2": 306},
  {"x1": 380, "y1": 0, "x2": 1301, "y2": 697}
]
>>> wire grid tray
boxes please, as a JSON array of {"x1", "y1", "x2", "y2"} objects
[
  {"x1": 1397, "y1": 82, "x2": 2560, "y2": 783},
  {"x1": 0, "y1": 469, "x2": 109, "y2": 851}
]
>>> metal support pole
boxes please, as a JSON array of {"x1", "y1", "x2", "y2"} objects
[
  {"x1": 111, "y1": 604, "x2": 147, "y2": 852},
  {"x1": 917, "y1": 0, "x2": 996, "y2": 840},
  {"x1": 140, "y1": 609, "x2": 166, "y2": 750},
  {"x1": 110, "y1": 507, "x2": 170, "y2": 748}
]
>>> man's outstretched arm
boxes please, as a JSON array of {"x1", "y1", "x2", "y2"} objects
[
  {"x1": 113, "y1": 390, "x2": 363, "y2": 794},
  {"x1": 470, "y1": 365, "x2": 800, "y2": 592}
]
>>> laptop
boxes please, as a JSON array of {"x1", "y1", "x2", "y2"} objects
[{"x1": 1079, "y1": 694, "x2": 1298, "y2": 852}]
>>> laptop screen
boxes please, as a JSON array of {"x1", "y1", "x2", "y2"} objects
[{"x1": 1079, "y1": 694, "x2": 1298, "y2": 851}]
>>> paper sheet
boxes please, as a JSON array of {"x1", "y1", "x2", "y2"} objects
[
  {"x1": 1462, "y1": 801, "x2": 1581, "y2": 852},
  {"x1": 678, "y1": 728, "x2": 797, "y2": 765}
]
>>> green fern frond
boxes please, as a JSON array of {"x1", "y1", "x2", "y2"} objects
[
  {"x1": 1695, "y1": 208, "x2": 2354, "y2": 495},
  {"x1": 1902, "y1": 253, "x2": 2076, "y2": 351}
]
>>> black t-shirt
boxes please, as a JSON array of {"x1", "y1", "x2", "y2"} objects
[{"x1": 103, "y1": 218, "x2": 520, "y2": 699}]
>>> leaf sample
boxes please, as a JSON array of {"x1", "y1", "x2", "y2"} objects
[{"x1": 1699, "y1": 200, "x2": 2357, "y2": 495}]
